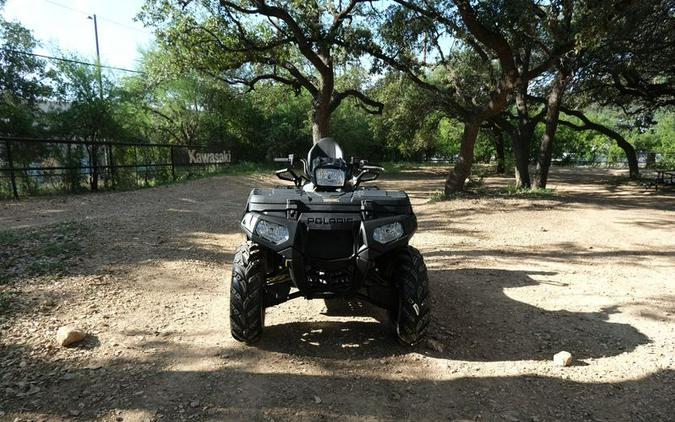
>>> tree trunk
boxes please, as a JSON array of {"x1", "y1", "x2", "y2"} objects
[
  {"x1": 512, "y1": 92, "x2": 532, "y2": 189},
  {"x1": 535, "y1": 71, "x2": 568, "y2": 188},
  {"x1": 541, "y1": 103, "x2": 641, "y2": 180},
  {"x1": 512, "y1": 132, "x2": 531, "y2": 188},
  {"x1": 445, "y1": 118, "x2": 481, "y2": 195},
  {"x1": 312, "y1": 60, "x2": 334, "y2": 144},
  {"x1": 492, "y1": 128, "x2": 506, "y2": 174},
  {"x1": 311, "y1": 105, "x2": 330, "y2": 143},
  {"x1": 443, "y1": 74, "x2": 513, "y2": 195},
  {"x1": 618, "y1": 137, "x2": 640, "y2": 178}
]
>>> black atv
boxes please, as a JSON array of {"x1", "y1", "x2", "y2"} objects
[{"x1": 230, "y1": 138, "x2": 430, "y2": 345}]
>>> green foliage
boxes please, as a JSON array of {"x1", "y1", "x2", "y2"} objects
[
  {"x1": 370, "y1": 74, "x2": 464, "y2": 160},
  {"x1": 493, "y1": 185, "x2": 556, "y2": 198},
  {"x1": 1, "y1": 0, "x2": 675, "y2": 199},
  {"x1": 0, "y1": 17, "x2": 50, "y2": 137}
]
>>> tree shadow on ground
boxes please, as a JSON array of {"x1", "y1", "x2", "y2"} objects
[
  {"x1": 253, "y1": 268, "x2": 649, "y2": 362},
  {"x1": 2, "y1": 347, "x2": 672, "y2": 421},
  {"x1": 379, "y1": 166, "x2": 675, "y2": 212},
  {"x1": 422, "y1": 245, "x2": 673, "y2": 268}
]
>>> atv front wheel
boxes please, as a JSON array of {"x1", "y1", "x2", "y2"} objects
[
  {"x1": 230, "y1": 241, "x2": 266, "y2": 343},
  {"x1": 391, "y1": 246, "x2": 430, "y2": 345}
]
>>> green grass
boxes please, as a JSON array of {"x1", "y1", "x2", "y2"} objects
[
  {"x1": 220, "y1": 161, "x2": 278, "y2": 176},
  {"x1": 427, "y1": 191, "x2": 447, "y2": 203},
  {"x1": 0, "y1": 221, "x2": 88, "y2": 284},
  {"x1": 380, "y1": 161, "x2": 453, "y2": 174},
  {"x1": 428, "y1": 183, "x2": 556, "y2": 202},
  {"x1": 470, "y1": 183, "x2": 556, "y2": 199}
]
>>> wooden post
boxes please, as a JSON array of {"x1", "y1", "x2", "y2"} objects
[{"x1": 6, "y1": 140, "x2": 18, "y2": 199}]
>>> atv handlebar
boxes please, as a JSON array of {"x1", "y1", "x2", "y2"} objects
[
  {"x1": 274, "y1": 153, "x2": 383, "y2": 189},
  {"x1": 361, "y1": 164, "x2": 384, "y2": 172}
]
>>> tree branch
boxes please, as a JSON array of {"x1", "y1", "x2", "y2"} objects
[
  {"x1": 452, "y1": 0, "x2": 517, "y2": 76},
  {"x1": 330, "y1": 89, "x2": 384, "y2": 114},
  {"x1": 328, "y1": 0, "x2": 365, "y2": 38},
  {"x1": 222, "y1": 0, "x2": 330, "y2": 76}
]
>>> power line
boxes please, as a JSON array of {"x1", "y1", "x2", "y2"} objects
[
  {"x1": 39, "y1": 0, "x2": 154, "y2": 35},
  {"x1": 1, "y1": 48, "x2": 145, "y2": 74},
  {"x1": 40, "y1": 0, "x2": 89, "y2": 16},
  {"x1": 98, "y1": 16, "x2": 154, "y2": 35}
]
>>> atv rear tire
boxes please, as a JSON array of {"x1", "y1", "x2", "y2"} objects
[
  {"x1": 230, "y1": 241, "x2": 266, "y2": 343},
  {"x1": 391, "y1": 246, "x2": 430, "y2": 345}
]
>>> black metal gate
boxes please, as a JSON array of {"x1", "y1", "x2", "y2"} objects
[{"x1": 0, "y1": 137, "x2": 233, "y2": 199}]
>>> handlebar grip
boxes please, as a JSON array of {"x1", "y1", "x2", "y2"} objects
[{"x1": 274, "y1": 158, "x2": 289, "y2": 163}]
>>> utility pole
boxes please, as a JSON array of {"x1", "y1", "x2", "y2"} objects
[
  {"x1": 87, "y1": 14, "x2": 112, "y2": 189},
  {"x1": 88, "y1": 14, "x2": 103, "y2": 100}
]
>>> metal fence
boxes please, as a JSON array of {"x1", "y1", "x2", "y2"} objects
[{"x1": 0, "y1": 137, "x2": 233, "y2": 199}]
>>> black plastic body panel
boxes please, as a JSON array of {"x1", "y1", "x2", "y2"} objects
[{"x1": 240, "y1": 187, "x2": 417, "y2": 298}]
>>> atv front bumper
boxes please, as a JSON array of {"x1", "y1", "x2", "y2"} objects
[{"x1": 240, "y1": 210, "x2": 416, "y2": 296}]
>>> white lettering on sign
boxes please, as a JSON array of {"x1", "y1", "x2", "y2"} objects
[{"x1": 187, "y1": 149, "x2": 231, "y2": 164}]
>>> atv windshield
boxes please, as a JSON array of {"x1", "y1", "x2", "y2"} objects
[
  {"x1": 307, "y1": 138, "x2": 344, "y2": 172},
  {"x1": 307, "y1": 138, "x2": 348, "y2": 189}
]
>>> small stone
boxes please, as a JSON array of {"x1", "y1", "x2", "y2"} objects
[
  {"x1": 553, "y1": 351, "x2": 573, "y2": 367},
  {"x1": 313, "y1": 395, "x2": 322, "y2": 404},
  {"x1": 390, "y1": 392, "x2": 401, "y2": 401},
  {"x1": 189, "y1": 400, "x2": 200, "y2": 408},
  {"x1": 69, "y1": 410, "x2": 81, "y2": 416},
  {"x1": 62, "y1": 373, "x2": 76, "y2": 381},
  {"x1": 425, "y1": 338, "x2": 444, "y2": 353},
  {"x1": 56, "y1": 326, "x2": 87, "y2": 347}
]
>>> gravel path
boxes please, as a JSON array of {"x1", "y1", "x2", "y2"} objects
[{"x1": 0, "y1": 168, "x2": 673, "y2": 422}]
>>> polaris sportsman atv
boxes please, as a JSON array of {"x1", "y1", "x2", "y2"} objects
[{"x1": 230, "y1": 138, "x2": 430, "y2": 345}]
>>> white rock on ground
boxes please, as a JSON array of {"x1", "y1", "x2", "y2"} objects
[
  {"x1": 56, "y1": 326, "x2": 87, "y2": 347},
  {"x1": 553, "y1": 351, "x2": 573, "y2": 367},
  {"x1": 425, "y1": 338, "x2": 444, "y2": 353}
]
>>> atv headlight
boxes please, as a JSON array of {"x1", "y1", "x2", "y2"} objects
[
  {"x1": 255, "y1": 219, "x2": 289, "y2": 244},
  {"x1": 315, "y1": 168, "x2": 346, "y2": 187},
  {"x1": 373, "y1": 222, "x2": 404, "y2": 244}
]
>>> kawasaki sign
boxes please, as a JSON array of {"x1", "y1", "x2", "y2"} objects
[
  {"x1": 174, "y1": 146, "x2": 232, "y2": 166},
  {"x1": 187, "y1": 149, "x2": 231, "y2": 164}
]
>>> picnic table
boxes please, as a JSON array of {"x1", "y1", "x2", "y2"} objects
[{"x1": 645, "y1": 170, "x2": 674, "y2": 191}]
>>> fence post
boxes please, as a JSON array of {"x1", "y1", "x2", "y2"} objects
[
  {"x1": 6, "y1": 140, "x2": 19, "y2": 199},
  {"x1": 170, "y1": 145, "x2": 176, "y2": 181},
  {"x1": 109, "y1": 144, "x2": 117, "y2": 189}
]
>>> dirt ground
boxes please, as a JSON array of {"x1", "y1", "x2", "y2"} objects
[{"x1": 0, "y1": 167, "x2": 673, "y2": 422}]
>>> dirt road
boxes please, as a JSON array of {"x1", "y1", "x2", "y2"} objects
[{"x1": 1, "y1": 168, "x2": 673, "y2": 421}]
